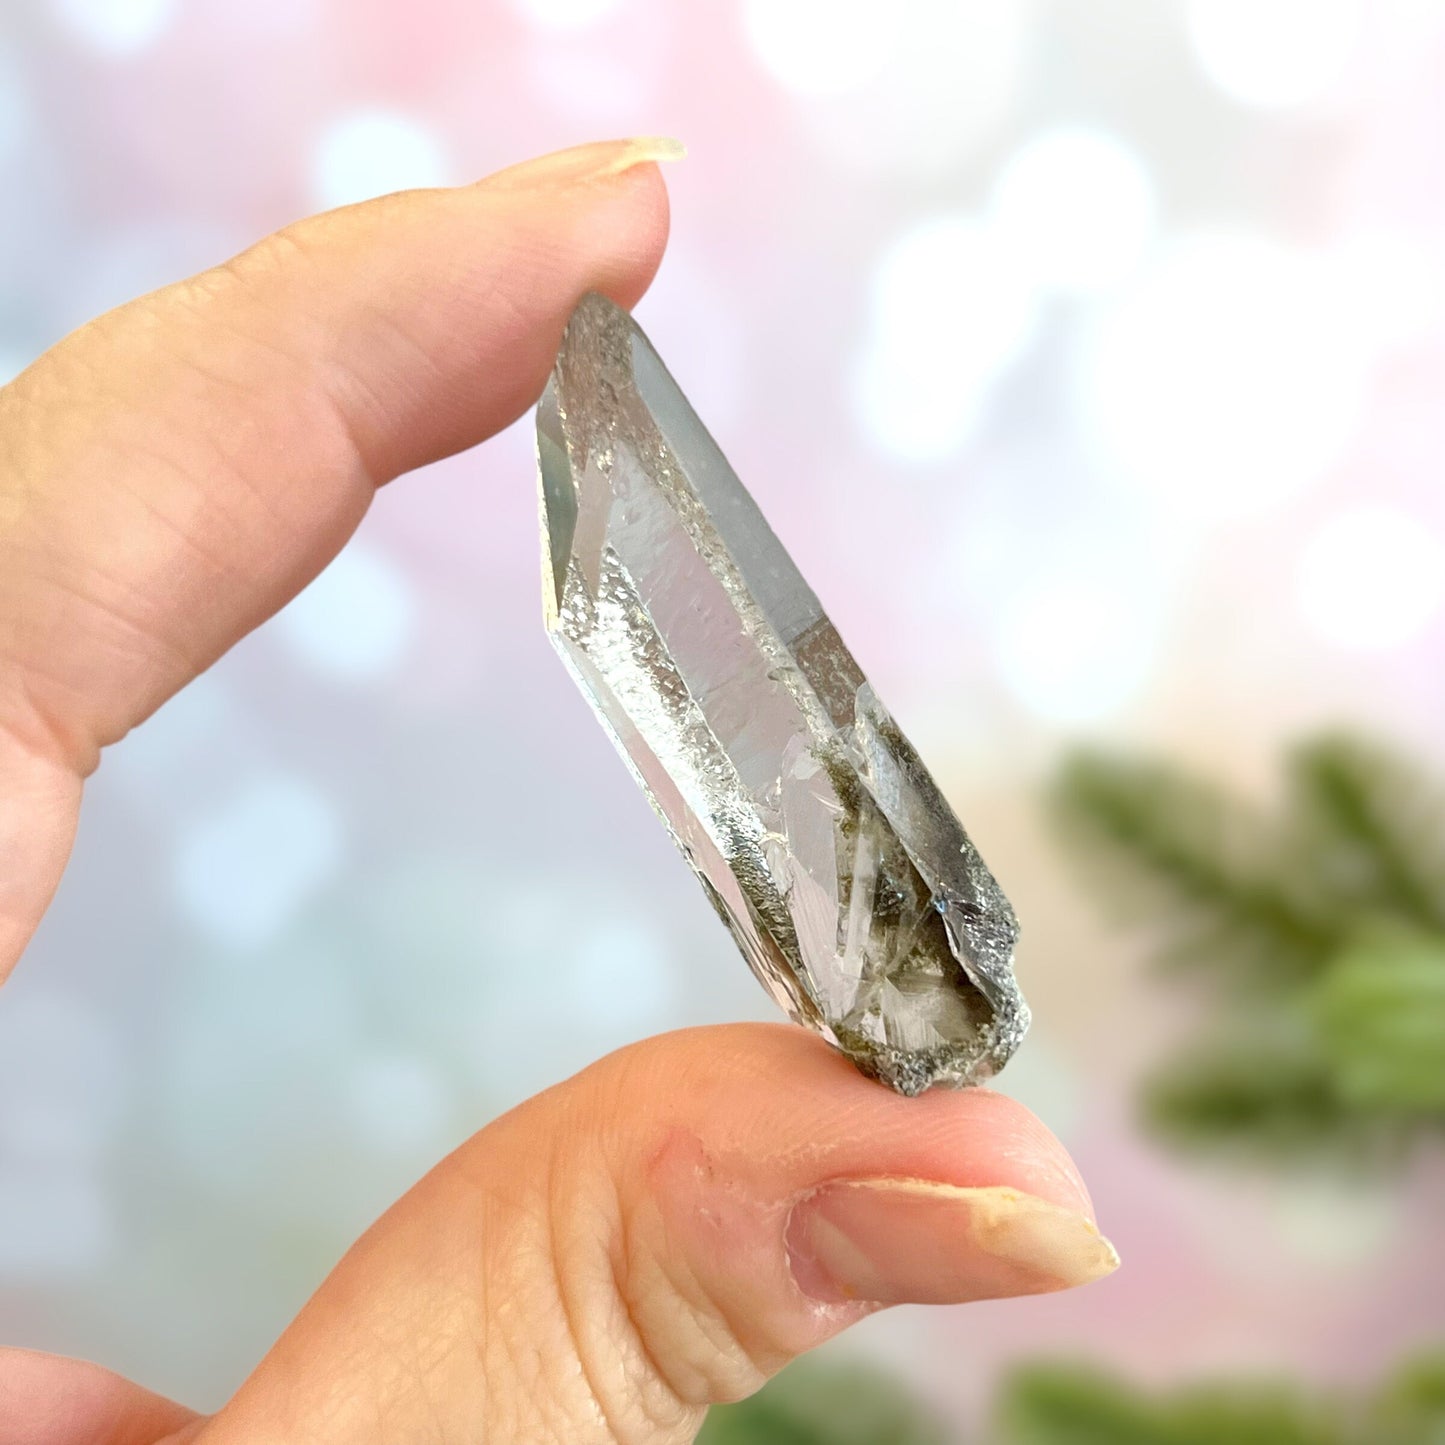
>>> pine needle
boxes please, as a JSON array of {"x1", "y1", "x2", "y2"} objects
[
  {"x1": 1049, "y1": 734, "x2": 1445, "y2": 1157},
  {"x1": 1052, "y1": 751, "x2": 1339, "y2": 986}
]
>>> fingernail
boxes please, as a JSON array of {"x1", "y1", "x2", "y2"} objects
[
  {"x1": 488, "y1": 136, "x2": 687, "y2": 190},
  {"x1": 787, "y1": 1180, "x2": 1120, "y2": 1306}
]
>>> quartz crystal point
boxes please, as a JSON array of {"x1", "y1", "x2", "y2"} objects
[{"x1": 536, "y1": 293, "x2": 1028, "y2": 1095}]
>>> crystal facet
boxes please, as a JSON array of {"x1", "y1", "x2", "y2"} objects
[{"x1": 536, "y1": 293, "x2": 1029, "y2": 1094}]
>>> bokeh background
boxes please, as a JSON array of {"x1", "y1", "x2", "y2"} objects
[{"x1": 2, "y1": 0, "x2": 1444, "y2": 1432}]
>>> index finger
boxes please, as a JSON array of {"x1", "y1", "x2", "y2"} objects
[{"x1": 0, "y1": 137, "x2": 676, "y2": 976}]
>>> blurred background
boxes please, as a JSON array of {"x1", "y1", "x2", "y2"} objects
[{"x1": 2, "y1": 0, "x2": 1444, "y2": 1438}]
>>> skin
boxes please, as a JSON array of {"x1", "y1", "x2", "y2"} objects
[{"x1": 0, "y1": 141, "x2": 1112, "y2": 1445}]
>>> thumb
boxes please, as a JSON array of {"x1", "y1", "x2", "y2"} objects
[{"x1": 195, "y1": 1025, "x2": 1117, "y2": 1445}]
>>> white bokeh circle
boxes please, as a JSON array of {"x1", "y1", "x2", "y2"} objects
[
  {"x1": 311, "y1": 111, "x2": 452, "y2": 211},
  {"x1": 275, "y1": 541, "x2": 418, "y2": 683},
  {"x1": 1295, "y1": 505, "x2": 1445, "y2": 652},
  {"x1": 173, "y1": 776, "x2": 344, "y2": 948},
  {"x1": 990, "y1": 127, "x2": 1157, "y2": 293},
  {"x1": 855, "y1": 217, "x2": 1040, "y2": 462},
  {"x1": 776, "y1": 0, "x2": 1027, "y2": 176},
  {"x1": 51, "y1": 0, "x2": 178, "y2": 56},
  {"x1": 1081, "y1": 232, "x2": 1367, "y2": 520},
  {"x1": 742, "y1": 0, "x2": 895, "y2": 97},
  {"x1": 1187, "y1": 0, "x2": 1363, "y2": 109},
  {"x1": 993, "y1": 573, "x2": 1165, "y2": 725}
]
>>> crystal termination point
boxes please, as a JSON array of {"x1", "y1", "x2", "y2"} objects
[{"x1": 536, "y1": 293, "x2": 1028, "y2": 1095}]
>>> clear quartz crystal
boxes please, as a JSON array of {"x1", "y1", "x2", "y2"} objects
[{"x1": 536, "y1": 293, "x2": 1028, "y2": 1094}]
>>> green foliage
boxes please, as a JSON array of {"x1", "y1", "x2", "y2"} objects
[
  {"x1": 1051, "y1": 751, "x2": 1334, "y2": 984},
  {"x1": 699, "y1": 1353, "x2": 1445, "y2": 1444},
  {"x1": 698, "y1": 1362, "x2": 952, "y2": 1445},
  {"x1": 1314, "y1": 932, "x2": 1445, "y2": 1112},
  {"x1": 995, "y1": 1353, "x2": 1445, "y2": 1445},
  {"x1": 1372, "y1": 1354, "x2": 1445, "y2": 1442},
  {"x1": 996, "y1": 1363, "x2": 1345, "y2": 1445},
  {"x1": 1138, "y1": 1040, "x2": 1369, "y2": 1158},
  {"x1": 1051, "y1": 732, "x2": 1445, "y2": 1156},
  {"x1": 1288, "y1": 734, "x2": 1445, "y2": 936}
]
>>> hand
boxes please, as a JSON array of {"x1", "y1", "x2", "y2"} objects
[{"x1": 0, "y1": 139, "x2": 1118, "y2": 1445}]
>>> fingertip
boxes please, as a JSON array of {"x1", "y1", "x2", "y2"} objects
[
  {"x1": 473, "y1": 140, "x2": 674, "y2": 307},
  {"x1": 318, "y1": 153, "x2": 674, "y2": 480},
  {"x1": 919, "y1": 1084, "x2": 1099, "y2": 1221},
  {"x1": 605, "y1": 1023, "x2": 1094, "y2": 1221},
  {"x1": 0, "y1": 1348, "x2": 199, "y2": 1445},
  {"x1": 557, "y1": 157, "x2": 673, "y2": 315}
]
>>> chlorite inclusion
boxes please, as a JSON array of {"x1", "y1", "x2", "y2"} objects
[{"x1": 536, "y1": 293, "x2": 1028, "y2": 1094}]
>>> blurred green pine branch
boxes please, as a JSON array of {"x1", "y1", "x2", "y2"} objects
[
  {"x1": 701, "y1": 1352, "x2": 1445, "y2": 1444},
  {"x1": 1051, "y1": 733, "x2": 1445, "y2": 1157},
  {"x1": 996, "y1": 1352, "x2": 1445, "y2": 1445},
  {"x1": 697, "y1": 1361, "x2": 951, "y2": 1445}
]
